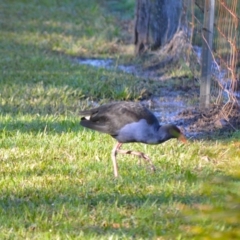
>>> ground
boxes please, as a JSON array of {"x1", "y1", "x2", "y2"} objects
[
  {"x1": 1, "y1": 1, "x2": 240, "y2": 239},
  {"x1": 176, "y1": 103, "x2": 240, "y2": 139}
]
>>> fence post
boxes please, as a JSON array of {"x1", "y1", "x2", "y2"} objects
[{"x1": 200, "y1": 0, "x2": 215, "y2": 108}]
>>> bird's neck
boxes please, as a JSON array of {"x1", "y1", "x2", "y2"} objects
[{"x1": 156, "y1": 126, "x2": 172, "y2": 143}]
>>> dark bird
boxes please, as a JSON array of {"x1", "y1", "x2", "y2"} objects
[{"x1": 79, "y1": 101, "x2": 186, "y2": 177}]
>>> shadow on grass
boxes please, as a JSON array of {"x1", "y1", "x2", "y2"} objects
[
  {"x1": 0, "y1": 164, "x2": 240, "y2": 238},
  {"x1": 0, "y1": 116, "x2": 82, "y2": 134}
]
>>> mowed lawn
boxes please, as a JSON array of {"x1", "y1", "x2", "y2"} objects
[{"x1": 1, "y1": 0, "x2": 240, "y2": 239}]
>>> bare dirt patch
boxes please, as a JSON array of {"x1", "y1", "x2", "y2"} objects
[{"x1": 175, "y1": 103, "x2": 240, "y2": 139}]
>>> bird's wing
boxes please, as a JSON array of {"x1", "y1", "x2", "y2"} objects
[
  {"x1": 79, "y1": 102, "x2": 160, "y2": 135},
  {"x1": 110, "y1": 102, "x2": 160, "y2": 126}
]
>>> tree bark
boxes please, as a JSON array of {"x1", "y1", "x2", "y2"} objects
[
  {"x1": 134, "y1": 0, "x2": 151, "y2": 54},
  {"x1": 134, "y1": 0, "x2": 182, "y2": 55}
]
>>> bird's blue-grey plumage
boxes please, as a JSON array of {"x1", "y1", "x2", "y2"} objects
[{"x1": 80, "y1": 101, "x2": 181, "y2": 144}]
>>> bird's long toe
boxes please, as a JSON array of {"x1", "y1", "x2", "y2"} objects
[{"x1": 117, "y1": 148, "x2": 156, "y2": 173}]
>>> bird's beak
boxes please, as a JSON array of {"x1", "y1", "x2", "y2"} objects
[{"x1": 178, "y1": 133, "x2": 187, "y2": 143}]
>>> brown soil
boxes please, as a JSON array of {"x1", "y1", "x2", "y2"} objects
[{"x1": 175, "y1": 103, "x2": 240, "y2": 139}]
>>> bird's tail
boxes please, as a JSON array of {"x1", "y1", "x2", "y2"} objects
[{"x1": 79, "y1": 110, "x2": 93, "y2": 116}]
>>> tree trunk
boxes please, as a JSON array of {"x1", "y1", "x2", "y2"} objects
[{"x1": 134, "y1": 0, "x2": 182, "y2": 55}]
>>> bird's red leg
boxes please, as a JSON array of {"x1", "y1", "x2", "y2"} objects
[
  {"x1": 116, "y1": 146, "x2": 156, "y2": 172},
  {"x1": 111, "y1": 142, "x2": 122, "y2": 177}
]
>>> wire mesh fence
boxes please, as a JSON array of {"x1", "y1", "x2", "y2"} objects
[{"x1": 184, "y1": 0, "x2": 240, "y2": 116}]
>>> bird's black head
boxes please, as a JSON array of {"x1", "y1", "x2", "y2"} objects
[{"x1": 164, "y1": 124, "x2": 187, "y2": 143}]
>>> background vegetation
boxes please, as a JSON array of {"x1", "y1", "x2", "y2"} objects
[{"x1": 0, "y1": 0, "x2": 240, "y2": 239}]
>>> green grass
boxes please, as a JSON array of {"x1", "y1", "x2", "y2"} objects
[
  {"x1": 0, "y1": 116, "x2": 240, "y2": 239},
  {"x1": 1, "y1": 0, "x2": 240, "y2": 239}
]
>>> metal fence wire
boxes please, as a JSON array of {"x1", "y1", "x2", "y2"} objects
[{"x1": 184, "y1": 0, "x2": 240, "y2": 116}]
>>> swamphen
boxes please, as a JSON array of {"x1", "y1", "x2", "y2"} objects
[{"x1": 80, "y1": 101, "x2": 186, "y2": 177}]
